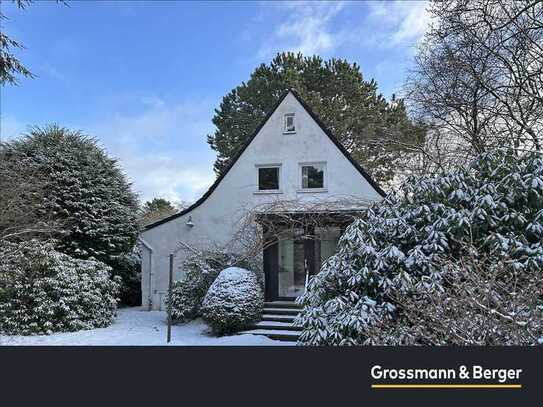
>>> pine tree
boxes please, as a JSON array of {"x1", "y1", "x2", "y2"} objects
[
  {"x1": 0, "y1": 0, "x2": 35, "y2": 86},
  {"x1": 140, "y1": 198, "x2": 177, "y2": 226},
  {"x1": 207, "y1": 52, "x2": 425, "y2": 187}
]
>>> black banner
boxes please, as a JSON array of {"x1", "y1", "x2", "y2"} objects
[{"x1": 1, "y1": 347, "x2": 540, "y2": 406}]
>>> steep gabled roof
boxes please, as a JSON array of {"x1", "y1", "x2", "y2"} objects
[{"x1": 144, "y1": 89, "x2": 385, "y2": 230}]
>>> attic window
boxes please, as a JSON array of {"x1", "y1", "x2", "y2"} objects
[{"x1": 284, "y1": 113, "x2": 296, "y2": 133}]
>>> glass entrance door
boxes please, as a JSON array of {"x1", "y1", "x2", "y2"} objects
[
  {"x1": 314, "y1": 227, "x2": 341, "y2": 273},
  {"x1": 277, "y1": 228, "x2": 306, "y2": 298},
  {"x1": 263, "y1": 225, "x2": 342, "y2": 301}
]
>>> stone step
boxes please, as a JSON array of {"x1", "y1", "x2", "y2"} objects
[
  {"x1": 251, "y1": 321, "x2": 302, "y2": 332},
  {"x1": 264, "y1": 301, "x2": 302, "y2": 309},
  {"x1": 241, "y1": 329, "x2": 300, "y2": 342},
  {"x1": 262, "y1": 307, "x2": 300, "y2": 316},
  {"x1": 261, "y1": 314, "x2": 297, "y2": 323}
]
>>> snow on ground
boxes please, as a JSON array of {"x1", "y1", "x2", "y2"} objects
[{"x1": 0, "y1": 307, "x2": 295, "y2": 346}]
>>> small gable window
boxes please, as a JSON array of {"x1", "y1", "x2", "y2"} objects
[
  {"x1": 284, "y1": 113, "x2": 296, "y2": 133},
  {"x1": 301, "y1": 163, "x2": 325, "y2": 189},
  {"x1": 258, "y1": 166, "x2": 280, "y2": 191}
]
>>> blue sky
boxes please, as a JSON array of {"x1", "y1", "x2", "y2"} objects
[{"x1": 1, "y1": 0, "x2": 430, "y2": 204}]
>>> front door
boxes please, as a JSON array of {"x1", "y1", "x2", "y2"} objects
[
  {"x1": 277, "y1": 228, "x2": 310, "y2": 299},
  {"x1": 264, "y1": 228, "x2": 316, "y2": 301},
  {"x1": 263, "y1": 225, "x2": 341, "y2": 301}
]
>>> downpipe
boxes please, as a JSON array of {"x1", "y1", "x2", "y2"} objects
[{"x1": 138, "y1": 237, "x2": 154, "y2": 311}]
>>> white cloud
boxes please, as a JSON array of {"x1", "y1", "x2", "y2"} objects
[
  {"x1": 258, "y1": 1, "x2": 346, "y2": 58},
  {"x1": 88, "y1": 98, "x2": 217, "y2": 205},
  {"x1": 366, "y1": 1, "x2": 431, "y2": 46},
  {"x1": 390, "y1": 2, "x2": 431, "y2": 44},
  {"x1": 0, "y1": 116, "x2": 27, "y2": 141},
  {"x1": 121, "y1": 154, "x2": 215, "y2": 205},
  {"x1": 139, "y1": 95, "x2": 166, "y2": 109},
  {"x1": 254, "y1": 1, "x2": 431, "y2": 61},
  {"x1": 40, "y1": 64, "x2": 67, "y2": 82},
  {"x1": 2, "y1": 97, "x2": 219, "y2": 207}
]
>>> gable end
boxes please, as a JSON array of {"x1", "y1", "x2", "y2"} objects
[{"x1": 145, "y1": 89, "x2": 385, "y2": 230}]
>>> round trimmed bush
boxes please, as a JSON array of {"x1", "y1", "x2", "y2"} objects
[
  {"x1": 201, "y1": 267, "x2": 263, "y2": 335},
  {"x1": 166, "y1": 252, "x2": 227, "y2": 323},
  {"x1": 166, "y1": 249, "x2": 262, "y2": 324},
  {"x1": 0, "y1": 240, "x2": 120, "y2": 335}
]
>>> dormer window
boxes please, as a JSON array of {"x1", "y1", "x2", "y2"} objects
[{"x1": 284, "y1": 113, "x2": 296, "y2": 133}]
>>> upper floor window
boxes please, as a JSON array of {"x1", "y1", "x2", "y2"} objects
[
  {"x1": 284, "y1": 113, "x2": 296, "y2": 133},
  {"x1": 301, "y1": 162, "x2": 325, "y2": 189},
  {"x1": 257, "y1": 165, "x2": 281, "y2": 191}
]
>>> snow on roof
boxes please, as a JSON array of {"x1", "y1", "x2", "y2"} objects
[{"x1": 254, "y1": 196, "x2": 374, "y2": 215}]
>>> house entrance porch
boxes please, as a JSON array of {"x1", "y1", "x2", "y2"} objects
[{"x1": 259, "y1": 212, "x2": 353, "y2": 302}]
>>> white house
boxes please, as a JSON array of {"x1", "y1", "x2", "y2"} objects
[{"x1": 139, "y1": 89, "x2": 385, "y2": 310}]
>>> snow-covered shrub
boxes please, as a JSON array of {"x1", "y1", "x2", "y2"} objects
[
  {"x1": 166, "y1": 249, "x2": 247, "y2": 323},
  {"x1": 109, "y1": 252, "x2": 141, "y2": 307},
  {"x1": 297, "y1": 149, "x2": 543, "y2": 345},
  {"x1": 365, "y1": 252, "x2": 543, "y2": 345},
  {"x1": 1, "y1": 125, "x2": 139, "y2": 264},
  {"x1": 167, "y1": 275, "x2": 217, "y2": 324},
  {"x1": 0, "y1": 240, "x2": 120, "y2": 335},
  {"x1": 201, "y1": 267, "x2": 263, "y2": 335}
]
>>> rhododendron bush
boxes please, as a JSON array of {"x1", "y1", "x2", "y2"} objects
[
  {"x1": 0, "y1": 240, "x2": 120, "y2": 335},
  {"x1": 296, "y1": 149, "x2": 543, "y2": 345}
]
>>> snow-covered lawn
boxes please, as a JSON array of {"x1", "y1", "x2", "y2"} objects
[{"x1": 0, "y1": 307, "x2": 295, "y2": 346}]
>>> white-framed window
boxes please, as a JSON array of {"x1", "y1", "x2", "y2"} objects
[
  {"x1": 299, "y1": 162, "x2": 326, "y2": 190},
  {"x1": 256, "y1": 164, "x2": 282, "y2": 192},
  {"x1": 284, "y1": 113, "x2": 296, "y2": 133}
]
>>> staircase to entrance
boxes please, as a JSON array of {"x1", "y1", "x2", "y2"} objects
[{"x1": 241, "y1": 300, "x2": 302, "y2": 343}]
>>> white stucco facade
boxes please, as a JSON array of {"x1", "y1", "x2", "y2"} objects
[{"x1": 139, "y1": 91, "x2": 383, "y2": 310}]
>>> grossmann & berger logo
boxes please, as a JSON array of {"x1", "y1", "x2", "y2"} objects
[{"x1": 370, "y1": 365, "x2": 523, "y2": 389}]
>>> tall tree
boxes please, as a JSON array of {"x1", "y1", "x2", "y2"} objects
[
  {"x1": 140, "y1": 198, "x2": 178, "y2": 226},
  {"x1": 1, "y1": 125, "x2": 140, "y2": 264},
  {"x1": 207, "y1": 53, "x2": 425, "y2": 188},
  {"x1": 1, "y1": 0, "x2": 66, "y2": 85},
  {"x1": 1, "y1": 0, "x2": 36, "y2": 85},
  {"x1": 0, "y1": 147, "x2": 62, "y2": 241},
  {"x1": 405, "y1": 0, "x2": 543, "y2": 173}
]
